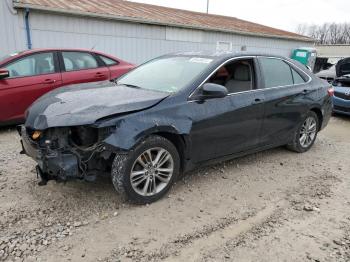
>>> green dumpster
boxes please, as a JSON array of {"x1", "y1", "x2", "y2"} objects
[{"x1": 291, "y1": 47, "x2": 317, "y2": 71}]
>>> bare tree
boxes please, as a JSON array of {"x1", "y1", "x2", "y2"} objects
[
  {"x1": 296, "y1": 24, "x2": 308, "y2": 36},
  {"x1": 296, "y1": 23, "x2": 350, "y2": 44}
]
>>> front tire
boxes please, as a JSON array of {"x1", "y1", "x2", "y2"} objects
[
  {"x1": 111, "y1": 135, "x2": 180, "y2": 204},
  {"x1": 287, "y1": 111, "x2": 319, "y2": 153}
]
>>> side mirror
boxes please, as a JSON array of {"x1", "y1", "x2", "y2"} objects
[
  {"x1": 198, "y1": 83, "x2": 228, "y2": 100},
  {"x1": 0, "y1": 68, "x2": 9, "y2": 80}
]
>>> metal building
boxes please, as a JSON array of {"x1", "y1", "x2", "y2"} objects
[
  {"x1": 316, "y1": 45, "x2": 350, "y2": 59},
  {"x1": 2, "y1": 0, "x2": 314, "y2": 64}
]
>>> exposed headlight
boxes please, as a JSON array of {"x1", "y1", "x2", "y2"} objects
[
  {"x1": 32, "y1": 130, "x2": 42, "y2": 140},
  {"x1": 70, "y1": 126, "x2": 98, "y2": 147},
  {"x1": 70, "y1": 126, "x2": 115, "y2": 148}
]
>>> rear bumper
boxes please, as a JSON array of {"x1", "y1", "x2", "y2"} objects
[
  {"x1": 319, "y1": 96, "x2": 333, "y2": 130},
  {"x1": 19, "y1": 126, "x2": 80, "y2": 181},
  {"x1": 333, "y1": 96, "x2": 350, "y2": 116}
]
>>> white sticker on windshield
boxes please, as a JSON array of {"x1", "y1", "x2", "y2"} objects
[{"x1": 189, "y1": 57, "x2": 213, "y2": 64}]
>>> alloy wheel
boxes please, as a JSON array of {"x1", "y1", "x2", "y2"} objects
[
  {"x1": 130, "y1": 147, "x2": 174, "y2": 196},
  {"x1": 299, "y1": 116, "x2": 317, "y2": 148}
]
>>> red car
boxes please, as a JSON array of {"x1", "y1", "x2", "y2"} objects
[{"x1": 0, "y1": 48, "x2": 134, "y2": 125}]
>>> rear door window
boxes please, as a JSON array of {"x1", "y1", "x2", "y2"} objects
[
  {"x1": 259, "y1": 57, "x2": 293, "y2": 88},
  {"x1": 62, "y1": 52, "x2": 98, "y2": 71}
]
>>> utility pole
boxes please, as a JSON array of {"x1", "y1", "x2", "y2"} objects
[{"x1": 206, "y1": 0, "x2": 209, "y2": 13}]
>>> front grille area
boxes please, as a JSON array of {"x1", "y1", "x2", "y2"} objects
[
  {"x1": 334, "y1": 105, "x2": 350, "y2": 113},
  {"x1": 26, "y1": 127, "x2": 35, "y2": 137},
  {"x1": 334, "y1": 91, "x2": 350, "y2": 100}
]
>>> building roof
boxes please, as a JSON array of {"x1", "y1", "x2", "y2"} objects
[{"x1": 13, "y1": 0, "x2": 313, "y2": 42}]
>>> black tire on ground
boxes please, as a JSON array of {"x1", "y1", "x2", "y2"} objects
[
  {"x1": 111, "y1": 135, "x2": 180, "y2": 204},
  {"x1": 287, "y1": 111, "x2": 319, "y2": 153}
]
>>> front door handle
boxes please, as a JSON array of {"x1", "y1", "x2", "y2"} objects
[
  {"x1": 43, "y1": 79, "x2": 56, "y2": 84},
  {"x1": 95, "y1": 72, "x2": 106, "y2": 78},
  {"x1": 253, "y1": 98, "x2": 264, "y2": 104},
  {"x1": 302, "y1": 89, "x2": 308, "y2": 94}
]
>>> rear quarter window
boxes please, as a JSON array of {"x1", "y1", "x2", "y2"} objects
[
  {"x1": 99, "y1": 55, "x2": 119, "y2": 66},
  {"x1": 291, "y1": 68, "x2": 306, "y2": 84}
]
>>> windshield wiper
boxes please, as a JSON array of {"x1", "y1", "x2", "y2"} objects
[{"x1": 118, "y1": 83, "x2": 142, "y2": 89}]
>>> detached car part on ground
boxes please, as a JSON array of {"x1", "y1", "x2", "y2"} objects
[
  {"x1": 332, "y1": 58, "x2": 350, "y2": 115},
  {"x1": 19, "y1": 52, "x2": 333, "y2": 204}
]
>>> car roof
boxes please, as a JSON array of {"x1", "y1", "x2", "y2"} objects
[
  {"x1": 164, "y1": 51, "x2": 310, "y2": 77},
  {"x1": 0, "y1": 48, "x2": 123, "y2": 66},
  {"x1": 167, "y1": 50, "x2": 289, "y2": 61}
]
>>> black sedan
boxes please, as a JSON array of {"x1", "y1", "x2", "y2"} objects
[{"x1": 19, "y1": 52, "x2": 333, "y2": 204}]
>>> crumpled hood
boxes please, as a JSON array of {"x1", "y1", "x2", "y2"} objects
[
  {"x1": 316, "y1": 65, "x2": 336, "y2": 78},
  {"x1": 25, "y1": 81, "x2": 169, "y2": 130}
]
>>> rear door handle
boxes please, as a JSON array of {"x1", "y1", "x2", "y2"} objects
[
  {"x1": 253, "y1": 98, "x2": 264, "y2": 104},
  {"x1": 302, "y1": 89, "x2": 308, "y2": 94},
  {"x1": 43, "y1": 79, "x2": 56, "y2": 84},
  {"x1": 95, "y1": 72, "x2": 106, "y2": 78}
]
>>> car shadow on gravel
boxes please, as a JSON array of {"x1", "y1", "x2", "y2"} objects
[
  {"x1": 29, "y1": 175, "x2": 122, "y2": 214},
  {"x1": 29, "y1": 144, "x2": 296, "y2": 210},
  {"x1": 0, "y1": 122, "x2": 320, "y2": 218},
  {"x1": 332, "y1": 113, "x2": 350, "y2": 121},
  {"x1": 0, "y1": 125, "x2": 16, "y2": 133},
  {"x1": 24, "y1": 146, "x2": 287, "y2": 218}
]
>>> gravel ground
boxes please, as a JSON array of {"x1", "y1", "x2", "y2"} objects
[{"x1": 0, "y1": 115, "x2": 350, "y2": 262}]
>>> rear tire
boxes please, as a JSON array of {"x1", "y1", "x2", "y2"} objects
[
  {"x1": 287, "y1": 111, "x2": 319, "y2": 153},
  {"x1": 111, "y1": 135, "x2": 180, "y2": 204}
]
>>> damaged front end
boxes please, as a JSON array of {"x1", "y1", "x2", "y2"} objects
[
  {"x1": 17, "y1": 81, "x2": 171, "y2": 185},
  {"x1": 19, "y1": 125, "x2": 116, "y2": 185}
]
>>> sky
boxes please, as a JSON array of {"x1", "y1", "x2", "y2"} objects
[{"x1": 128, "y1": 0, "x2": 349, "y2": 33}]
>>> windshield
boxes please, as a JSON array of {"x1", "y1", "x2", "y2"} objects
[
  {"x1": 117, "y1": 56, "x2": 213, "y2": 93},
  {"x1": 0, "y1": 55, "x2": 8, "y2": 62},
  {"x1": 0, "y1": 52, "x2": 22, "y2": 63}
]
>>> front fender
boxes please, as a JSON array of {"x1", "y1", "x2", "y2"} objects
[{"x1": 102, "y1": 113, "x2": 193, "y2": 152}]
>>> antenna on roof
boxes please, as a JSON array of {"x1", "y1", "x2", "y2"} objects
[
  {"x1": 91, "y1": 43, "x2": 97, "y2": 50},
  {"x1": 206, "y1": 0, "x2": 209, "y2": 13}
]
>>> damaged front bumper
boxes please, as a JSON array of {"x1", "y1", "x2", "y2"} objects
[
  {"x1": 18, "y1": 125, "x2": 119, "y2": 185},
  {"x1": 19, "y1": 125, "x2": 80, "y2": 184}
]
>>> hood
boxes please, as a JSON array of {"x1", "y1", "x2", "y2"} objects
[
  {"x1": 25, "y1": 81, "x2": 169, "y2": 130},
  {"x1": 336, "y1": 58, "x2": 350, "y2": 77},
  {"x1": 316, "y1": 65, "x2": 336, "y2": 78}
]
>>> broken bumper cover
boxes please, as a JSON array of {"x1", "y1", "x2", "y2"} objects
[{"x1": 19, "y1": 126, "x2": 80, "y2": 181}]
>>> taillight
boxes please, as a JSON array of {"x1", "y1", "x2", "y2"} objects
[{"x1": 327, "y1": 87, "x2": 334, "y2": 96}]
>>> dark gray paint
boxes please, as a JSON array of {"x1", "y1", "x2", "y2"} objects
[
  {"x1": 25, "y1": 80, "x2": 169, "y2": 130},
  {"x1": 21, "y1": 52, "x2": 333, "y2": 181}
]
